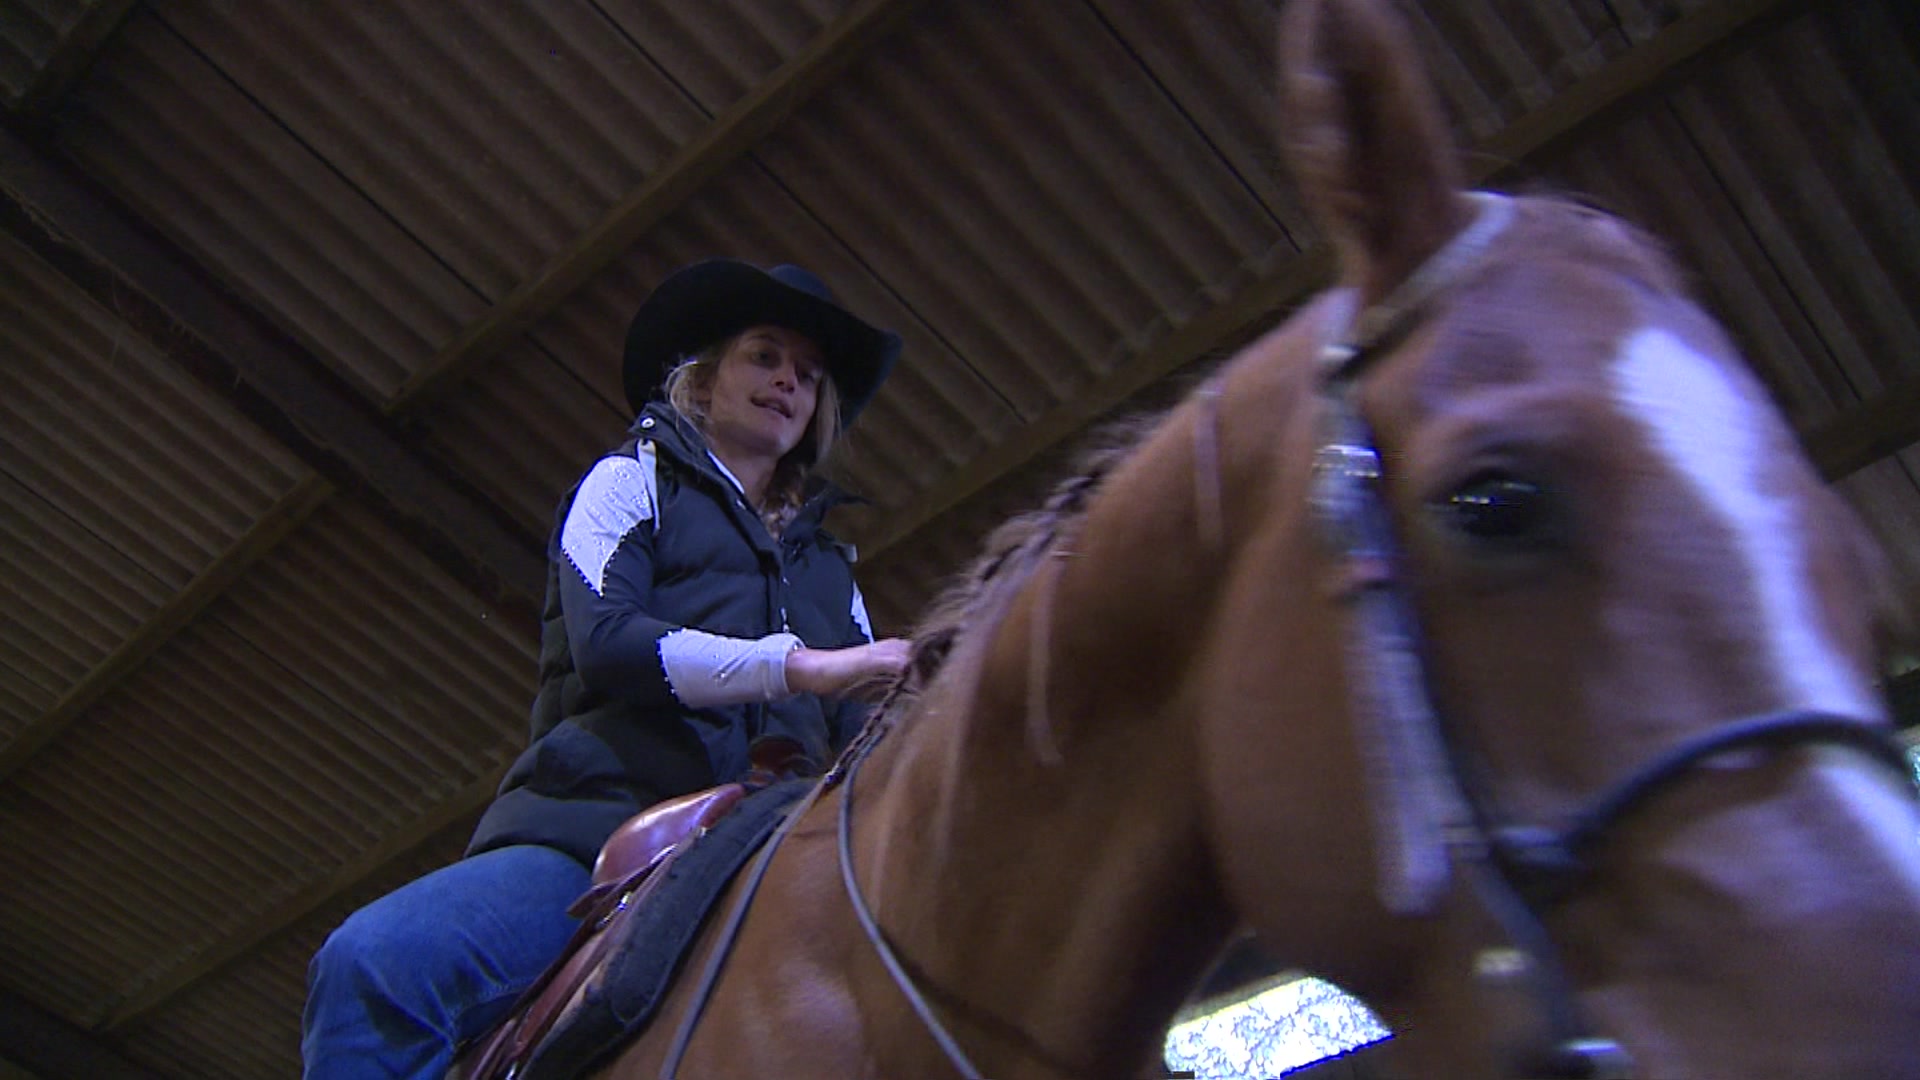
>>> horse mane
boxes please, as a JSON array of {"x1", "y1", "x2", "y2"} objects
[{"x1": 865, "y1": 413, "x2": 1170, "y2": 730}]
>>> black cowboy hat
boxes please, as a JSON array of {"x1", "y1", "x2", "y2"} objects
[{"x1": 622, "y1": 259, "x2": 902, "y2": 425}]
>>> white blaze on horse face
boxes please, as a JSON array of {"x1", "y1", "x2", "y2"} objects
[
  {"x1": 1609, "y1": 327, "x2": 1878, "y2": 720},
  {"x1": 1813, "y1": 744, "x2": 1920, "y2": 901}
]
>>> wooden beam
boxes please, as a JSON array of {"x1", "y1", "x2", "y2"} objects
[
  {"x1": 0, "y1": 475, "x2": 334, "y2": 784},
  {"x1": 1470, "y1": 0, "x2": 1805, "y2": 171},
  {"x1": 389, "y1": 0, "x2": 930, "y2": 414},
  {"x1": 1806, "y1": 374, "x2": 1920, "y2": 481},
  {"x1": 0, "y1": 126, "x2": 545, "y2": 608},
  {"x1": 99, "y1": 772, "x2": 501, "y2": 1030},
  {"x1": 2, "y1": 0, "x2": 140, "y2": 118},
  {"x1": 0, "y1": 989, "x2": 160, "y2": 1080},
  {"x1": 859, "y1": 0, "x2": 1802, "y2": 564}
]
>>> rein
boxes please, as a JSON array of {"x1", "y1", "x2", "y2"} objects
[
  {"x1": 1312, "y1": 191, "x2": 1913, "y2": 1078},
  {"x1": 836, "y1": 718, "x2": 987, "y2": 1079},
  {"x1": 657, "y1": 777, "x2": 830, "y2": 1078},
  {"x1": 656, "y1": 683, "x2": 990, "y2": 1078}
]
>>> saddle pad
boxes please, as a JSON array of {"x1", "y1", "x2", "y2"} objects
[{"x1": 520, "y1": 778, "x2": 809, "y2": 1079}]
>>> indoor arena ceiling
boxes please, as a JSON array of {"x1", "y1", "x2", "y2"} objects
[{"x1": 2, "y1": 1, "x2": 1917, "y2": 1076}]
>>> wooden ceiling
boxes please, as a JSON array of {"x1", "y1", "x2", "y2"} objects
[{"x1": 1, "y1": 0, "x2": 1916, "y2": 1075}]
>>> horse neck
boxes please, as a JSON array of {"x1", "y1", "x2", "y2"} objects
[{"x1": 852, "y1": 420, "x2": 1239, "y2": 1075}]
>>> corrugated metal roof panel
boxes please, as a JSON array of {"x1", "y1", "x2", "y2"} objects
[
  {"x1": 1543, "y1": 1, "x2": 1920, "y2": 434},
  {"x1": 1670, "y1": 6, "x2": 1920, "y2": 405},
  {"x1": 49, "y1": 1, "x2": 892, "y2": 407},
  {"x1": 119, "y1": 827, "x2": 473, "y2": 1080},
  {"x1": 598, "y1": 0, "x2": 852, "y2": 113},
  {"x1": 1087, "y1": 0, "x2": 1307, "y2": 236},
  {"x1": 0, "y1": 499, "x2": 529, "y2": 1022},
  {"x1": 727, "y1": 1, "x2": 1288, "y2": 506},
  {"x1": 0, "y1": 232, "x2": 308, "y2": 742},
  {"x1": 1403, "y1": 0, "x2": 1629, "y2": 137},
  {"x1": 415, "y1": 344, "x2": 631, "y2": 535},
  {"x1": 157, "y1": 0, "x2": 714, "y2": 302},
  {"x1": 54, "y1": 8, "x2": 488, "y2": 399}
]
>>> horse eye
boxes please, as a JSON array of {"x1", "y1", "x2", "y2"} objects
[{"x1": 1439, "y1": 474, "x2": 1552, "y2": 545}]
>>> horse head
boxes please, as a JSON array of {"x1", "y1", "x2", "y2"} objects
[{"x1": 1179, "y1": 0, "x2": 1920, "y2": 1074}]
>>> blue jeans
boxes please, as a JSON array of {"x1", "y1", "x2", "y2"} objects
[{"x1": 302, "y1": 844, "x2": 591, "y2": 1079}]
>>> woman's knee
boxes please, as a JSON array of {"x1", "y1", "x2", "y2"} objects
[{"x1": 309, "y1": 898, "x2": 431, "y2": 1000}]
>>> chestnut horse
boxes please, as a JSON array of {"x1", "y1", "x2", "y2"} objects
[{"x1": 539, "y1": 1, "x2": 1920, "y2": 1076}]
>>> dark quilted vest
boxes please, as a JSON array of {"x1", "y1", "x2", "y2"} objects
[{"x1": 467, "y1": 406, "x2": 870, "y2": 866}]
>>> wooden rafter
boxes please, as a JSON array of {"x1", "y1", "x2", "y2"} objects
[
  {"x1": 0, "y1": 475, "x2": 335, "y2": 784},
  {"x1": 1807, "y1": 374, "x2": 1920, "y2": 481},
  {"x1": 0, "y1": 988, "x2": 159, "y2": 1080}
]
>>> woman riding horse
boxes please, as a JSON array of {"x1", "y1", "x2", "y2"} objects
[
  {"x1": 408, "y1": 4, "x2": 1920, "y2": 1068},
  {"x1": 302, "y1": 260, "x2": 912, "y2": 1078},
  {"x1": 494, "y1": 0, "x2": 1920, "y2": 1076}
]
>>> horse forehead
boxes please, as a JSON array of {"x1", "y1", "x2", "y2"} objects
[
  {"x1": 1609, "y1": 324, "x2": 1878, "y2": 718},
  {"x1": 1405, "y1": 259, "x2": 1637, "y2": 407}
]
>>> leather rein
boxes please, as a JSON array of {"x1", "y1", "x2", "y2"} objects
[
  {"x1": 656, "y1": 699, "x2": 988, "y2": 1079},
  {"x1": 1310, "y1": 192, "x2": 1912, "y2": 1078}
]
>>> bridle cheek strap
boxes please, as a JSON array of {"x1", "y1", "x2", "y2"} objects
[
  {"x1": 1310, "y1": 190, "x2": 1915, "y2": 1077},
  {"x1": 1312, "y1": 192, "x2": 1516, "y2": 915}
]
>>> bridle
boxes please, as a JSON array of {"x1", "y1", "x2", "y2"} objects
[
  {"x1": 1311, "y1": 192, "x2": 1913, "y2": 1078},
  {"x1": 662, "y1": 194, "x2": 1912, "y2": 1080}
]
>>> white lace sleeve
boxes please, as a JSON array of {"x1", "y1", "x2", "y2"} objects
[
  {"x1": 658, "y1": 629, "x2": 804, "y2": 707},
  {"x1": 560, "y1": 449, "x2": 657, "y2": 595},
  {"x1": 850, "y1": 583, "x2": 875, "y2": 641}
]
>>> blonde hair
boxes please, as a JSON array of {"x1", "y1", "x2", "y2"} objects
[{"x1": 662, "y1": 332, "x2": 842, "y2": 534}]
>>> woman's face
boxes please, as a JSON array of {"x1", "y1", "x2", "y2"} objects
[{"x1": 698, "y1": 325, "x2": 824, "y2": 465}]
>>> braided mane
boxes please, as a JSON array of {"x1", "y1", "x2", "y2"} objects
[{"x1": 855, "y1": 414, "x2": 1167, "y2": 740}]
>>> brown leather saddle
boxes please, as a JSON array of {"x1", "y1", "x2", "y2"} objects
[{"x1": 450, "y1": 740, "x2": 808, "y2": 1080}]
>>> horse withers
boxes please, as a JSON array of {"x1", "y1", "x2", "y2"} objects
[{"x1": 471, "y1": 0, "x2": 1920, "y2": 1075}]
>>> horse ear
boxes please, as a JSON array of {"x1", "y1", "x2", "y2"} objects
[{"x1": 1279, "y1": 0, "x2": 1470, "y2": 300}]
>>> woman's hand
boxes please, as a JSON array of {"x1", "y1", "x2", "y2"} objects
[{"x1": 785, "y1": 638, "x2": 912, "y2": 699}]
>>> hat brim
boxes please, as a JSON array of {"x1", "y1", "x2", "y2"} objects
[{"x1": 622, "y1": 259, "x2": 901, "y2": 426}]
